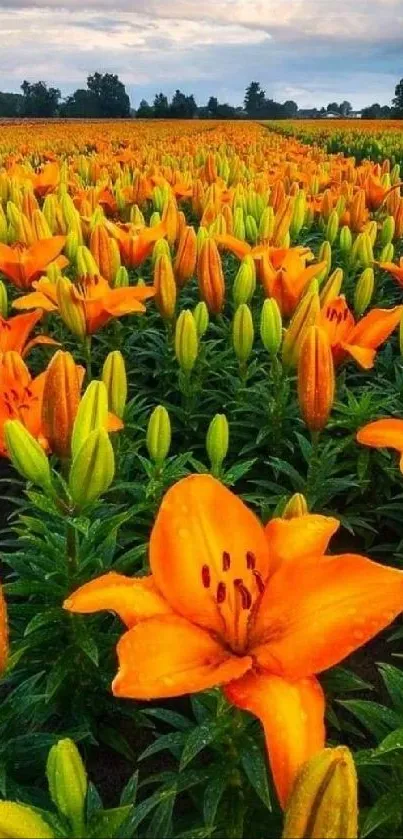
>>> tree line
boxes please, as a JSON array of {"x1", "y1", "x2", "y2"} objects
[{"x1": 0, "y1": 74, "x2": 402, "y2": 120}]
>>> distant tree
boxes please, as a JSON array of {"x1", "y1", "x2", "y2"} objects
[
  {"x1": 282, "y1": 100, "x2": 298, "y2": 117},
  {"x1": 326, "y1": 102, "x2": 340, "y2": 114},
  {"x1": 170, "y1": 90, "x2": 197, "y2": 118},
  {"x1": 244, "y1": 82, "x2": 266, "y2": 116},
  {"x1": 60, "y1": 89, "x2": 99, "y2": 118},
  {"x1": 207, "y1": 96, "x2": 219, "y2": 117},
  {"x1": 361, "y1": 103, "x2": 382, "y2": 119},
  {"x1": 153, "y1": 92, "x2": 170, "y2": 118},
  {"x1": 340, "y1": 100, "x2": 352, "y2": 116},
  {"x1": 0, "y1": 92, "x2": 23, "y2": 117},
  {"x1": 392, "y1": 78, "x2": 403, "y2": 117},
  {"x1": 216, "y1": 103, "x2": 237, "y2": 118},
  {"x1": 21, "y1": 81, "x2": 60, "y2": 117},
  {"x1": 136, "y1": 99, "x2": 154, "y2": 118},
  {"x1": 86, "y1": 72, "x2": 130, "y2": 118}
]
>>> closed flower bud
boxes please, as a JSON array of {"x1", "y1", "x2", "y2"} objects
[
  {"x1": 69, "y1": 428, "x2": 115, "y2": 508},
  {"x1": 380, "y1": 242, "x2": 394, "y2": 264},
  {"x1": 47, "y1": 739, "x2": 87, "y2": 836},
  {"x1": 130, "y1": 204, "x2": 145, "y2": 227},
  {"x1": 71, "y1": 380, "x2": 108, "y2": 459},
  {"x1": 260, "y1": 298, "x2": 282, "y2": 355},
  {"x1": 42, "y1": 350, "x2": 83, "y2": 459},
  {"x1": 197, "y1": 238, "x2": 225, "y2": 315},
  {"x1": 326, "y1": 210, "x2": 339, "y2": 245},
  {"x1": 272, "y1": 196, "x2": 294, "y2": 247},
  {"x1": 245, "y1": 214, "x2": 258, "y2": 244},
  {"x1": 115, "y1": 265, "x2": 129, "y2": 288},
  {"x1": 146, "y1": 405, "x2": 171, "y2": 464},
  {"x1": 282, "y1": 746, "x2": 358, "y2": 838},
  {"x1": 366, "y1": 220, "x2": 378, "y2": 247},
  {"x1": 282, "y1": 493, "x2": 308, "y2": 519},
  {"x1": 102, "y1": 351, "x2": 127, "y2": 419},
  {"x1": 150, "y1": 211, "x2": 161, "y2": 227},
  {"x1": 233, "y1": 256, "x2": 256, "y2": 306},
  {"x1": 193, "y1": 301, "x2": 209, "y2": 337},
  {"x1": 319, "y1": 268, "x2": 343, "y2": 308},
  {"x1": 4, "y1": 420, "x2": 53, "y2": 492},
  {"x1": 206, "y1": 413, "x2": 229, "y2": 475},
  {"x1": 290, "y1": 191, "x2": 306, "y2": 240},
  {"x1": 357, "y1": 231, "x2": 374, "y2": 268},
  {"x1": 175, "y1": 310, "x2": 198, "y2": 373},
  {"x1": 154, "y1": 253, "x2": 176, "y2": 320},
  {"x1": 339, "y1": 225, "x2": 352, "y2": 255},
  {"x1": 298, "y1": 326, "x2": 335, "y2": 432},
  {"x1": 65, "y1": 230, "x2": 79, "y2": 262},
  {"x1": 391, "y1": 163, "x2": 400, "y2": 185},
  {"x1": 162, "y1": 198, "x2": 179, "y2": 246},
  {"x1": 56, "y1": 277, "x2": 86, "y2": 339},
  {"x1": 316, "y1": 241, "x2": 332, "y2": 285},
  {"x1": 0, "y1": 802, "x2": 54, "y2": 838},
  {"x1": 381, "y1": 215, "x2": 395, "y2": 246},
  {"x1": 0, "y1": 281, "x2": 7, "y2": 317},
  {"x1": 174, "y1": 226, "x2": 197, "y2": 288},
  {"x1": 76, "y1": 245, "x2": 99, "y2": 281},
  {"x1": 233, "y1": 303, "x2": 254, "y2": 364},
  {"x1": 282, "y1": 285, "x2": 320, "y2": 368},
  {"x1": 196, "y1": 225, "x2": 209, "y2": 255},
  {"x1": 259, "y1": 206, "x2": 275, "y2": 242},
  {"x1": 32, "y1": 208, "x2": 52, "y2": 240},
  {"x1": 152, "y1": 238, "x2": 171, "y2": 266},
  {"x1": 354, "y1": 267, "x2": 374, "y2": 317},
  {"x1": 233, "y1": 207, "x2": 246, "y2": 241},
  {"x1": 90, "y1": 225, "x2": 119, "y2": 285}
]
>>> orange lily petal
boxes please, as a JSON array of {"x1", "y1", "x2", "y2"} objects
[
  {"x1": 64, "y1": 572, "x2": 172, "y2": 627},
  {"x1": 13, "y1": 291, "x2": 58, "y2": 312},
  {"x1": 22, "y1": 335, "x2": 59, "y2": 357},
  {"x1": 251, "y1": 553, "x2": 403, "y2": 679},
  {"x1": 265, "y1": 514, "x2": 340, "y2": 573},
  {"x1": 24, "y1": 237, "x2": 66, "y2": 282},
  {"x1": 348, "y1": 306, "x2": 403, "y2": 349},
  {"x1": 225, "y1": 672, "x2": 325, "y2": 809},
  {"x1": 214, "y1": 234, "x2": 251, "y2": 260},
  {"x1": 0, "y1": 309, "x2": 43, "y2": 354},
  {"x1": 357, "y1": 419, "x2": 403, "y2": 472},
  {"x1": 103, "y1": 287, "x2": 155, "y2": 317},
  {"x1": 112, "y1": 614, "x2": 252, "y2": 699},
  {"x1": 106, "y1": 412, "x2": 124, "y2": 433},
  {"x1": 340, "y1": 342, "x2": 376, "y2": 369},
  {"x1": 150, "y1": 474, "x2": 271, "y2": 647}
]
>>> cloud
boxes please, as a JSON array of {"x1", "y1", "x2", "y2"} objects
[{"x1": 0, "y1": 0, "x2": 401, "y2": 108}]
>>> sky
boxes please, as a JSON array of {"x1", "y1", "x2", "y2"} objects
[{"x1": 0, "y1": 0, "x2": 401, "y2": 110}]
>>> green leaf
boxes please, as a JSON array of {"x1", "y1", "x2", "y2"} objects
[
  {"x1": 360, "y1": 790, "x2": 402, "y2": 837},
  {"x1": 203, "y1": 774, "x2": 228, "y2": 827},
  {"x1": 88, "y1": 805, "x2": 133, "y2": 838},
  {"x1": 179, "y1": 723, "x2": 217, "y2": 771},
  {"x1": 240, "y1": 736, "x2": 271, "y2": 811},
  {"x1": 338, "y1": 700, "x2": 402, "y2": 741},
  {"x1": 378, "y1": 664, "x2": 403, "y2": 712}
]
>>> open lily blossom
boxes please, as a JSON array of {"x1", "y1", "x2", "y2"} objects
[
  {"x1": 0, "y1": 309, "x2": 57, "y2": 357},
  {"x1": 0, "y1": 238, "x2": 67, "y2": 290},
  {"x1": 64, "y1": 474, "x2": 403, "y2": 807},
  {"x1": 320, "y1": 296, "x2": 403, "y2": 368},
  {"x1": 105, "y1": 220, "x2": 167, "y2": 268},
  {"x1": 357, "y1": 419, "x2": 403, "y2": 472},
  {"x1": 0, "y1": 351, "x2": 48, "y2": 455}
]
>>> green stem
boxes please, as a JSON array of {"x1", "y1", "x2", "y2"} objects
[
  {"x1": 84, "y1": 335, "x2": 92, "y2": 382},
  {"x1": 66, "y1": 521, "x2": 78, "y2": 581}
]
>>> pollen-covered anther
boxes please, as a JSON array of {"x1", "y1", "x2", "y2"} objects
[
  {"x1": 217, "y1": 581, "x2": 227, "y2": 603},
  {"x1": 201, "y1": 564, "x2": 211, "y2": 588},
  {"x1": 246, "y1": 550, "x2": 256, "y2": 570},
  {"x1": 222, "y1": 550, "x2": 231, "y2": 571}
]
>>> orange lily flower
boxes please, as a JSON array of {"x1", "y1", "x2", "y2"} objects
[
  {"x1": 320, "y1": 296, "x2": 403, "y2": 368},
  {"x1": 379, "y1": 257, "x2": 403, "y2": 288},
  {"x1": 31, "y1": 162, "x2": 60, "y2": 198},
  {"x1": 64, "y1": 475, "x2": 403, "y2": 808},
  {"x1": 363, "y1": 175, "x2": 402, "y2": 212},
  {"x1": 0, "y1": 351, "x2": 48, "y2": 455},
  {"x1": 13, "y1": 274, "x2": 155, "y2": 335},
  {"x1": 106, "y1": 221, "x2": 166, "y2": 269},
  {"x1": 215, "y1": 234, "x2": 313, "y2": 267},
  {"x1": 0, "y1": 238, "x2": 67, "y2": 290},
  {"x1": 259, "y1": 250, "x2": 327, "y2": 318},
  {"x1": 0, "y1": 309, "x2": 57, "y2": 357},
  {"x1": 357, "y1": 419, "x2": 403, "y2": 472}
]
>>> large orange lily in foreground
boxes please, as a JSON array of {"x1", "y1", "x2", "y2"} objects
[
  {"x1": 0, "y1": 237, "x2": 67, "y2": 290},
  {"x1": 64, "y1": 474, "x2": 403, "y2": 808},
  {"x1": 357, "y1": 419, "x2": 403, "y2": 473},
  {"x1": 320, "y1": 296, "x2": 403, "y2": 368},
  {"x1": 13, "y1": 275, "x2": 155, "y2": 335},
  {"x1": 0, "y1": 309, "x2": 56, "y2": 357}
]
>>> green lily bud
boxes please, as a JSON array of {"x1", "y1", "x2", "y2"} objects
[
  {"x1": 175, "y1": 310, "x2": 198, "y2": 374},
  {"x1": 0, "y1": 281, "x2": 7, "y2": 317},
  {"x1": 260, "y1": 298, "x2": 282, "y2": 355},
  {"x1": 0, "y1": 802, "x2": 54, "y2": 838},
  {"x1": 146, "y1": 405, "x2": 171, "y2": 465},
  {"x1": 381, "y1": 215, "x2": 395, "y2": 246},
  {"x1": 316, "y1": 241, "x2": 332, "y2": 285},
  {"x1": 282, "y1": 493, "x2": 308, "y2": 519},
  {"x1": 114, "y1": 266, "x2": 129, "y2": 288},
  {"x1": 65, "y1": 230, "x2": 79, "y2": 262},
  {"x1": 193, "y1": 301, "x2": 209, "y2": 337},
  {"x1": 4, "y1": 420, "x2": 52, "y2": 493},
  {"x1": 47, "y1": 739, "x2": 87, "y2": 836},
  {"x1": 69, "y1": 428, "x2": 115, "y2": 508},
  {"x1": 102, "y1": 351, "x2": 127, "y2": 419},
  {"x1": 233, "y1": 256, "x2": 256, "y2": 306},
  {"x1": 339, "y1": 225, "x2": 352, "y2": 255},
  {"x1": 245, "y1": 214, "x2": 258, "y2": 244},
  {"x1": 319, "y1": 268, "x2": 343, "y2": 308},
  {"x1": 282, "y1": 283, "x2": 320, "y2": 368},
  {"x1": 150, "y1": 211, "x2": 162, "y2": 227},
  {"x1": 325, "y1": 210, "x2": 339, "y2": 245},
  {"x1": 206, "y1": 414, "x2": 229, "y2": 475},
  {"x1": 71, "y1": 380, "x2": 108, "y2": 459},
  {"x1": 152, "y1": 238, "x2": 171, "y2": 266},
  {"x1": 354, "y1": 267, "x2": 374, "y2": 317},
  {"x1": 233, "y1": 303, "x2": 254, "y2": 364},
  {"x1": 380, "y1": 242, "x2": 394, "y2": 264}
]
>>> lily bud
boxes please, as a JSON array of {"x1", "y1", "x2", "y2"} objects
[
  {"x1": 196, "y1": 225, "x2": 209, "y2": 255},
  {"x1": 197, "y1": 238, "x2": 225, "y2": 315},
  {"x1": 154, "y1": 253, "x2": 176, "y2": 320},
  {"x1": 162, "y1": 197, "x2": 179, "y2": 246},
  {"x1": 150, "y1": 211, "x2": 161, "y2": 227},
  {"x1": 102, "y1": 351, "x2": 127, "y2": 419},
  {"x1": 326, "y1": 210, "x2": 339, "y2": 245},
  {"x1": 193, "y1": 301, "x2": 209, "y2": 337},
  {"x1": 42, "y1": 350, "x2": 83, "y2": 459},
  {"x1": 290, "y1": 191, "x2": 306, "y2": 240},
  {"x1": 282, "y1": 284, "x2": 320, "y2": 368},
  {"x1": 357, "y1": 231, "x2": 374, "y2": 268},
  {"x1": 282, "y1": 493, "x2": 308, "y2": 519},
  {"x1": 4, "y1": 420, "x2": 53, "y2": 492},
  {"x1": 381, "y1": 215, "x2": 395, "y2": 246},
  {"x1": 90, "y1": 225, "x2": 120, "y2": 286},
  {"x1": 233, "y1": 256, "x2": 256, "y2": 307},
  {"x1": 47, "y1": 739, "x2": 87, "y2": 836},
  {"x1": 380, "y1": 242, "x2": 394, "y2": 264},
  {"x1": 65, "y1": 230, "x2": 79, "y2": 262},
  {"x1": 32, "y1": 208, "x2": 52, "y2": 240},
  {"x1": 354, "y1": 267, "x2": 375, "y2": 317},
  {"x1": 233, "y1": 207, "x2": 246, "y2": 241},
  {"x1": 174, "y1": 225, "x2": 197, "y2": 288},
  {"x1": 0, "y1": 281, "x2": 7, "y2": 317},
  {"x1": 339, "y1": 225, "x2": 352, "y2": 255},
  {"x1": 319, "y1": 268, "x2": 344, "y2": 308},
  {"x1": 146, "y1": 405, "x2": 171, "y2": 465},
  {"x1": 260, "y1": 298, "x2": 282, "y2": 355},
  {"x1": 152, "y1": 238, "x2": 171, "y2": 266},
  {"x1": 71, "y1": 380, "x2": 108, "y2": 459},
  {"x1": 366, "y1": 220, "x2": 378, "y2": 248},
  {"x1": 115, "y1": 266, "x2": 129, "y2": 288},
  {"x1": 316, "y1": 241, "x2": 332, "y2": 285},
  {"x1": 175, "y1": 310, "x2": 198, "y2": 374},
  {"x1": 233, "y1": 303, "x2": 254, "y2": 364},
  {"x1": 245, "y1": 214, "x2": 258, "y2": 244},
  {"x1": 56, "y1": 277, "x2": 86, "y2": 340},
  {"x1": 76, "y1": 245, "x2": 99, "y2": 281},
  {"x1": 206, "y1": 414, "x2": 229, "y2": 475},
  {"x1": 282, "y1": 746, "x2": 358, "y2": 838},
  {"x1": 298, "y1": 326, "x2": 335, "y2": 432},
  {"x1": 69, "y1": 428, "x2": 115, "y2": 508},
  {"x1": 0, "y1": 802, "x2": 54, "y2": 838}
]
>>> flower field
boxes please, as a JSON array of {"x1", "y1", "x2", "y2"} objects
[{"x1": 0, "y1": 118, "x2": 403, "y2": 838}]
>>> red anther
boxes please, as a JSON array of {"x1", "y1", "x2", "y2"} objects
[
  {"x1": 253, "y1": 570, "x2": 265, "y2": 594},
  {"x1": 222, "y1": 550, "x2": 231, "y2": 571},
  {"x1": 246, "y1": 550, "x2": 256, "y2": 570},
  {"x1": 216, "y1": 581, "x2": 227, "y2": 603},
  {"x1": 236, "y1": 581, "x2": 252, "y2": 610},
  {"x1": 201, "y1": 564, "x2": 211, "y2": 588}
]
